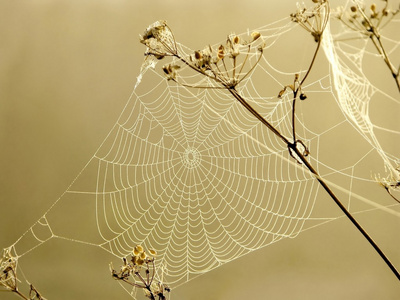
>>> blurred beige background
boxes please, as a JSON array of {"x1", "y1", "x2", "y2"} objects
[{"x1": 1, "y1": 0, "x2": 399, "y2": 299}]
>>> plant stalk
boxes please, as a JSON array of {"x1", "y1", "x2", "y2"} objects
[{"x1": 229, "y1": 87, "x2": 400, "y2": 280}]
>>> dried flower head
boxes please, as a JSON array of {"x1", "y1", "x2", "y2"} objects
[
  {"x1": 140, "y1": 20, "x2": 177, "y2": 60},
  {"x1": 0, "y1": 249, "x2": 17, "y2": 291},
  {"x1": 291, "y1": 0, "x2": 329, "y2": 43},
  {"x1": 0, "y1": 248, "x2": 46, "y2": 299},
  {"x1": 111, "y1": 245, "x2": 170, "y2": 300},
  {"x1": 337, "y1": 0, "x2": 400, "y2": 35}
]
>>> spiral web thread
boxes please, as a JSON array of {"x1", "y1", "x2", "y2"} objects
[{"x1": 1, "y1": 9, "x2": 399, "y2": 297}]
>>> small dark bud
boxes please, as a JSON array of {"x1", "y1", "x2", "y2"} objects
[{"x1": 300, "y1": 93, "x2": 307, "y2": 100}]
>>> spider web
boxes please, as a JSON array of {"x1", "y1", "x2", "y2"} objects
[
  {"x1": 323, "y1": 1, "x2": 400, "y2": 179},
  {"x1": 2, "y1": 7, "x2": 400, "y2": 299}
]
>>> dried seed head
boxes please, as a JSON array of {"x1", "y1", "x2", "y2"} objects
[
  {"x1": 162, "y1": 65, "x2": 169, "y2": 75},
  {"x1": 251, "y1": 31, "x2": 261, "y2": 41},
  {"x1": 217, "y1": 45, "x2": 225, "y2": 59},
  {"x1": 194, "y1": 50, "x2": 202, "y2": 60},
  {"x1": 350, "y1": 6, "x2": 357, "y2": 13},
  {"x1": 149, "y1": 249, "x2": 157, "y2": 257},
  {"x1": 370, "y1": 4, "x2": 376, "y2": 12},
  {"x1": 140, "y1": 20, "x2": 167, "y2": 44},
  {"x1": 133, "y1": 246, "x2": 141, "y2": 256},
  {"x1": 233, "y1": 35, "x2": 240, "y2": 44}
]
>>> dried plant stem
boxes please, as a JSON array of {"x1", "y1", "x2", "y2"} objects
[
  {"x1": 174, "y1": 37, "x2": 400, "y2": 283},
  {"x1": 228, "y1": 85, "x2": 400, "y2": 280},
  {"x1": 214, "y1": 18, "x2": 399, "y2": 279},
  {"x1": 385, "y1": 186, "x2": 400, "y2": 204},
  {"x1": 228, "y1": 88, "x2": 289, "y2": 145},
  {"x1": 369, "y1": 33, "x2": 400, "y2": 92},
  {"x1": 292, "y1": 146, "x2": 400, "y2": 280},
  {"x1": 12, "y1": 290, "x2": 29, "y2": 300}
]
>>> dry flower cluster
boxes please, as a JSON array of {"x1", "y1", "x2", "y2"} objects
[
  {"x1": 140, "y1": 17, "x2": 266, "y2": 91},
  {"x1": 0, "y1": 249, "x2": 45, "y2": 300},
  {"x1": 336, "y1": 0, "x2": 400, "y2": 91},
  {"x1": 110, "y1": 245, "x2": 170, "y2": 300},
  {"x1": 291, "y1": 0, "x2": 330, "y2": 42}
]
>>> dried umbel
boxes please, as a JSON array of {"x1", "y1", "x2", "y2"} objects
[
  {"x1": 0, "y1": 250, "x2": 18, "y2": 292},
  {"x1": 144, "y1": 24, "x2": 266, "y2": 90},
  {"x1": 140, "y1": 20, "x2": 177, "y2": 60},
  {"x1": 335, "y1": 0, "x2": 400, "y2": 92},
  {"x1": 290, "y1": 0, "x2": 329, "y2": 42},
  {"x1": 0, "y1": 249, "x2": 46, "y2": 299},
  {"x1": 338, "y1": 1, "x2": 400, "y2": 32},
  {"x1": 111, "y1": 245, "x2": 169, "y2": 300}
]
